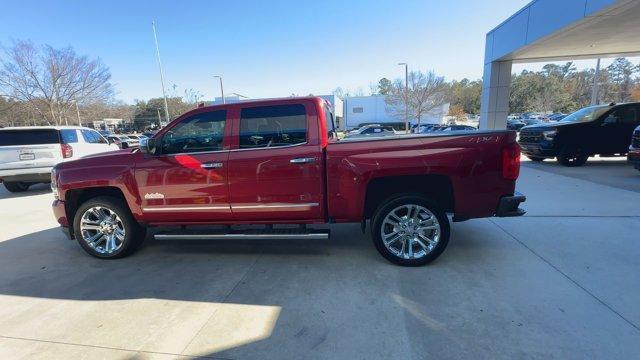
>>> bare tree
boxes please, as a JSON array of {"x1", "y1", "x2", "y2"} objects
[
  {"x1": 0, "y1": 40, "x2": 113, "y2": 125},
  {"x1": 385, "y1": 71, "x2": 447, "y2": 128}
]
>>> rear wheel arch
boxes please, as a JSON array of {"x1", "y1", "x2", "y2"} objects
[{"x1": 362, "y1": 174, "x2": 454, "y2": 220}]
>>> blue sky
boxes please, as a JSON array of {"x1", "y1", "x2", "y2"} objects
[{"x1": 2, "y1": 0, "x2": 542, "y2": 103}]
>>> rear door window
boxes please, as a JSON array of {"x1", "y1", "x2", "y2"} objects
[
  {"x1": 239, "y1": 104, "x2": 307, "y2": 149},
  {"x1": 60, "y1": 129, "x2": 79, "y2": 144},
  {"x1": 0, "y1": 129, "x2": 60, "y2": 146}
]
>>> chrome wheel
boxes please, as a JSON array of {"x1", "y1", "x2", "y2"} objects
[
  {"x1": 380, "y1": 204, "x2": 440, "y2": 260},
  {"x1": 79, "y1": 206, "x2": 126, "y2": 255}
]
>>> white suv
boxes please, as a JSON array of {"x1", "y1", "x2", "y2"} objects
[{"x1": 0, "y1": 126, "x2": 119, "y2": 192}]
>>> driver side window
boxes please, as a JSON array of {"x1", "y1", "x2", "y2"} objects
[{"x1": 161, "y1": 110, "x2": 227, "y2": 155}]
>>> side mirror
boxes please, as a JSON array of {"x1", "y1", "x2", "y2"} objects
[{"x1": 139, "y1": 137, "x2": 157, "y2": 155}]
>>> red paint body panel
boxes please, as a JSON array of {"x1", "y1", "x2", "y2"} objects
[{"x1": 52, "y1": 97, "x2": 520, "y2": 229}]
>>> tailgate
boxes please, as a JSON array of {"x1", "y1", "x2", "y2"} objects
[{"x1": 0, "y1": 129, "x2": 62, "y2": 171}]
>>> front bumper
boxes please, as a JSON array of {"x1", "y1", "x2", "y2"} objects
[
  {"x1": 52, "y1": 199, "x2": 73, "y2": 239},
  {"x1": 496, "y1": 192, "x2": 526, "y2": 217},
  {"x1": 518, "y1": 143, "x2": 557, "y2": 158},
  {"x1": 628, "y1": 149, "x2": 640, "y2": 170}
]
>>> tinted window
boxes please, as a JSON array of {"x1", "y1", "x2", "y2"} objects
[
  {"x1": 239, "y1": 104, "x2": 306, "y2": 149},
  {"x1": 161, "y1": 110, "x2": 227, "y2": 154},
  {"x1": 615, "y1": 107, "x2": 638, "y2": 125},
  {"x1": 93, "y1": 131, "x2": 109, "y2": 144},
  {"x1": 81, "y1": 130, "x2": 108, "y2": 144},
  {"x1": 60, "y1": 129, "x2": 78, "y2": 144},
  {"x1": 0, "y1": 129, "x2": 60, "y2": 146}
]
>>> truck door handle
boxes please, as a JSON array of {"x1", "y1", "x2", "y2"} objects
[
  {"x1": 201, "y1": 162, "x2": 223, "y2": 169},
  {"x1": 290, "y1": 157, "x2": 316, "y2": 164}
]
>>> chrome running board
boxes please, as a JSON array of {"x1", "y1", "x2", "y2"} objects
[{"x1": 154, "y1": 228, "x2": 330, "y2": 241}]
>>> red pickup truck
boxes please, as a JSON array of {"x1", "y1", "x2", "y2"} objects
[{"x1": 51, "y1": 97, "x2": 525, "y2": 266}]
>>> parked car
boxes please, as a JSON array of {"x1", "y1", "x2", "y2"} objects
[
  {"x1": 51, "y1": 97, "x2": 525, "y2": 266},
  {"x1": 126, "y1": 134, "x2": 148, "y2": 141},
  {"x1": 547, "y1": 113, "x2": 567, "y2": 121},
  {"x1": 345, "y1": 124, "x2": 396, "y2": 138},
  {"x1": 440, "y1": 125, "x2": 477, "y2": 131},
  {"x1": 520, "y1": 118, "x2": 542, "y2": 126},
  {"x1": 412, "y1": 124, "x2": 442, "y2": 133},
  {"x1": 518, "y1": 102, "x2": 640, "y2": 166},
  {"x1": 98, "y1": 130, "x2": 112, "y2": 138},
  {"x1": 0, "y1": 126, "x2": 118, "y2": 192},
  {"x1": 507, "y1": 119, "x2": 526, "y2": 131},
  {"x1": 107, "y1": 135, "x2": 139, "y2": 149},
  {"x1": 628, "y1": 125, "x2": 640, "y2": 172}
]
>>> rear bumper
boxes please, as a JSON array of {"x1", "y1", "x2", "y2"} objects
[
  {"x1": 0, "y1": 167, "x2": 53, "y2": 182},
  {"x1": 496, "y1": 192, "x2": 526, "y2": 217}
]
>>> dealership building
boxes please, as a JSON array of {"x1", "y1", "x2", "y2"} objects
[{"x1": 480, "y1": 0, "x2": 640, "y2": 130}]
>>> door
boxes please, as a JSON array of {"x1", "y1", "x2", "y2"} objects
[
  {"x1": 134, "y1": 109, "x2": 232, "y2": 223},
  {"x1": 599, "y1": 106, "x2": 639, "y2": 153},
  {"x1": 227, "y1": 102, "x2": 324, "y2": 221}
]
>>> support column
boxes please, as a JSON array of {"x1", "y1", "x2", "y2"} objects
[{"x1": 479, "y1": 60, "x2": 512, "y2": 130}]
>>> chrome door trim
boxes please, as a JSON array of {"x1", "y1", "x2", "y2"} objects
[
  {"x1": 229, "y1": 142, "x2": 309, "y2": 152},
  {"x1": 231, "y1": 202, "x2": 319, "y2": 209},
  {"x1": 142, "y1": 205, "x2": 230, "y2": 212}
]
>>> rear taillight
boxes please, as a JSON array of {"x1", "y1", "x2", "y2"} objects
[
  {"x1": 502, "y1": 144, "x2": 521, "y2": 180},
  {"x1": 61, "y1": 143, "x2": 73, "y2": 158}
]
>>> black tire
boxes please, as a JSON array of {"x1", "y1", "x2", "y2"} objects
[
  {"x1": 527, "y1": 156, "x2": 545, "y2": 162},
  {"x1": 121, "y1": 143, "x2": 129, "y2": 149},
  {"x1": 557, "y1": 146, "x2": 589, "y2": 167},
  {"x1": 3, "y1": 181, "x2": 31, "y2": 193},
  {"x1": 73, "y1": 196, "x2": 146, "y2": 259},
  {"x1": 371, "y1": 194, "x2": 450, "y2": 266}
]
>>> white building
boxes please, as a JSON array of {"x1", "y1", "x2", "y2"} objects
[
  {"x1": 343, "y1": 95, "x2": 449, "y2": 130},
  {"x1": 92, "y1": 118, "x2": 124, "y2": 131}
]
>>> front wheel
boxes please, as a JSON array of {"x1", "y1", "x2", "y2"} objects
[
  {"x1": 557, "y1": 146, "x2": 589, "y2": 167},
  {"x1": 3, "y1": 181, "x2": 31, "y2": 193},
  {"x1": 73, "y1": 196, "x2": 146, "y2": 259},
  {"x1": 371, "y1": 195, "x2": 450, "y2": 266}
]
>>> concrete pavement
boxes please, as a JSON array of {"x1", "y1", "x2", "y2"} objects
[{"x1": 0, "y1": 163, "x2": 639, "y2": 359}]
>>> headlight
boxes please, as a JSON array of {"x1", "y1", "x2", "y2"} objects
[{"x1": 542, "y1": 130, "x2": 557, "y2": 141}]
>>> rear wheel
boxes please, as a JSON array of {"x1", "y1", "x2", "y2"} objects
[
  {"x1": 3, "y1": 181, "x2": 31, "y2": 193},
  {"x1": 371, "y1": 195, "x2": 450, "y2": 266},
  {"x1": 527, "y1": 156, "x2": 545, "y2": 162},
  {"x1": 73, "y1": 196, "x2": 146, "y2": 259},
  {"x1": 557, "y1": 146, "x2": 589, "y2": 167}
]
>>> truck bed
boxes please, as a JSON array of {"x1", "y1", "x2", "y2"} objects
[{"x1": 325, "y1": 130, "x2": 518, "y2": 222}]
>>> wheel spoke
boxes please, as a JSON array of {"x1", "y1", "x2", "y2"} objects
[
  {"x1": 87, "y1": 232, "x2": 105, "y2": 246},
  {"x1": 407, "y1": 238, "x2": 413, "y2": 258},
  {"x1": 414, "y1": 238, "x2": 429, "y2": 251},
  {"x1": 418, "y1": 233, "x2": 435, "y2": 245},
  {"x1": 81, "y1": 223, "x2": 101, "y2": 231},
  {"x1": 384, "y1": 233, "x2": 401, "y2": 246},
  {"x1": 381, "y1": 203, "x2": 441, "y2": 260}
]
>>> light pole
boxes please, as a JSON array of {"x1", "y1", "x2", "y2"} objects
[
  {"x1": 213, "y1": 75, "x2": 225, "y2": 104},
  {"x1": 591, "y1": 58, "x2": 601, "y2": 106},
  {"x1": 398, "y1": 62, "x2": 409, "y2": 133}
]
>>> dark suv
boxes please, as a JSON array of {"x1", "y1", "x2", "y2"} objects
[
  {"x1": 628, "y1": 125, "x2": 640, "y2": 172},
  {"x1": 518, "y1": 103, "x2": 640, "y2": 166}
]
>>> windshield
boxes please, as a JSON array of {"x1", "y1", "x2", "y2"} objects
[{"x1": 561, "y1": 105, "x2": 610, "y2": 123}]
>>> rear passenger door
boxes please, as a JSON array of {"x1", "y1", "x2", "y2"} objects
[
  {"x1": 600, "y1": 106, "x2": 639, "y2": 153},
  {"x1": 227, "y1": 102, "x2": 324, "y2": 221}
]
